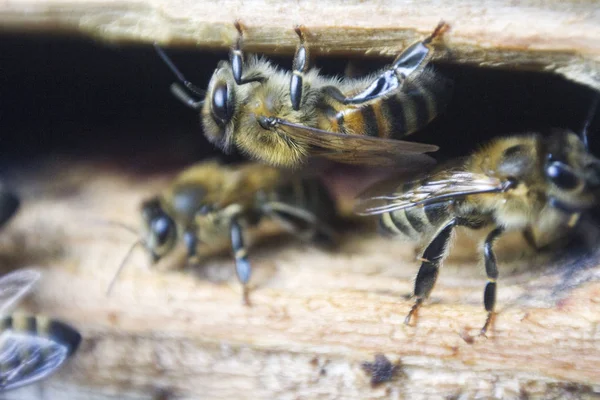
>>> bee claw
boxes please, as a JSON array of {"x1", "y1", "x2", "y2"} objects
[
  {"x1": 234, "y1": 20, "x2": 244, "y2": 36},
  {"x1": 242, "y1": 286, "x2": 252, "y2": 307}
]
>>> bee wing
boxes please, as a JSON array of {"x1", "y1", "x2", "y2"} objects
[
  {"x1": 0, "y1": 269, "x2": 42, "y2": 315},
  {"x1": 355, "y1": 171, "x2": 506, "y2": 215},
  {"x1": 0, "y1": 331, "x2": 70, "y2": 392},
  {"x1": 272, "y1": 119, "x2": 438, "y2": 168}
]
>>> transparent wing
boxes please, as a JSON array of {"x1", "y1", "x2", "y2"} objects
[
  {"x1": 355, "y1": 171, "x2": 506, "y2": 216},
  {"x1": 0, "y1": 269, "x2": 42, "y2": 315},
  {"x1": 0, "y1": 331, "x2": 69, "y2": 392},
  {"x1": 270, "y1": 119, "x2": 438, "y2": 168}
]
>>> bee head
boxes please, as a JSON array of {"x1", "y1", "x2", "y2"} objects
[
  {"x1": 141, "y1": 197, "x2": 177, "y2": 263},
  {"x1": 544, "y1": 129, "x2": 600, "y2": 210},
  {"x1": 202, "y1": 62, "x2": 239, "y2": 152}
]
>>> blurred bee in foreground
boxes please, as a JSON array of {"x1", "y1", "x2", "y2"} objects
[
  {"x1": 109, "y1": 160, "x2": 338, "y2": 303},
  {"x1": 0, "y1": 269, "x2": 81, "y2": 391},
  {"x1": 357, "y1": 128, "x2": 600, "y2": 334},
  {"x1": 155, "y1": 21, "x2": 452, "y2": 168}
]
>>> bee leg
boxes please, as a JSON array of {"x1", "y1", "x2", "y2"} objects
[
  {"x1": 231, "y1": 21, "x2": 266, "y2": 86},
  {"x1": 321, "y1": 21, "x2": 449, "y2": 106},
  {"x1": 406, "y1": 221, "x2": 455, "y2": 326},
  {"x1": 522, "y1": 227, "x2": 540, "y2": 251},
  {"x1": 481, "y1": 226, "x2": 505, "y2": 336},
  {"x1": 261, "y1": 201, "x2": 336, "y2": 245},
  {"x1": 390, "y1": 21, "x2": 449, "y2": 81},
  {"x1": 230, "y1": 217, "x2": 252, "y2": 305},
  {"x1": 183, "y1": 228, "x2": 198, "y2": 258},
  {"x1": 290, "y1": 26, "x2": 309, "y2": 111}
]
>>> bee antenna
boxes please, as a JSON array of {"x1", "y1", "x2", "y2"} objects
[
  {"x1": 170, "y1": 83, "x2": 205, "y2": 110},
  {"x1": 106, "y1": 239, "x2": 144, "y2": 296},
  {"x1": 582, "y1": 94, "x2": 599, "y2": 149},
  {"x1": 87, "y1": 218, "x2": 139, "y2": 237},
  {"x1": 154, "y1": 43, "x2": 207, "y2": 99}
]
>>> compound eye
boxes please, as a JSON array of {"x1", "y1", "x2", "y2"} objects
[
  {"x1": 546, "y1": 161, "x2": 580, "y2": 190},
  {"x1": 211, "y1": 82, "x2": 231, "y2": 125},
  {"x1": 152, "y1": 215, "x2": 174, "y2": 246}
]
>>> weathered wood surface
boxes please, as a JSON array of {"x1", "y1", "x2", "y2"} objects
[
  {"x1": 0, "y1": 160, "x2": 599, "y2": 399},
  {"x1": 0, "y1": 0, "x2": 599, "y2": 91}
]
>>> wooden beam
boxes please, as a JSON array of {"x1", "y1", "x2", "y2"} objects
[
  {"x1": 0, "y1": 1, "x2": 599, "y2": 90},
  {"x1": 1, "y1": 161, "x2": 599, "y2": 399}
]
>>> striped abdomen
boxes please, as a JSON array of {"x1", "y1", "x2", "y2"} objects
[
  {"x1": 0, "y1": 314, "x2": 81, "y2": 391},
  {"x1": 271, "y1": 178, "x2": 337, "y2": 224},
  {"x1": 322, "y1": 68, "x2": 452, "y2": 139},
  {"x1": 379, "y1": 201, "x2": 452, "y2": 240}
]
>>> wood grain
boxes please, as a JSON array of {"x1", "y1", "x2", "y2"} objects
[
  {"x1": 0, "y1": 159, "x2": 599, "y2": 399},
  {"x1": 0, "y1": 0, "x2": 599, "y2": 91}
]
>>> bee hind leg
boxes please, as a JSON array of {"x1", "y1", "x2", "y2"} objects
[
  {"x1": 481, "y1": 226, "x2": 505, "y2": 336},
  {"x1": 231, "y1": 21, "x2": 266, "y2": 86},
  {"x1": 406, "y1": 221, "x2": 455, "y2": 326},
  {"x1": 390, "y1": 21, "x2": 449, "y2": 81},
  {"x1": 321, "y1": 22, "x2": 449, "y2": 106},
  {"x1": 262, "y1": 201, "x2": 337, "y2": 246},
  {"x1": 230, "y1": 217, "x2": 252, "y2": 306}
]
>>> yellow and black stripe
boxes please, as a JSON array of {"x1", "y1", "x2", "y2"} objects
[
  {"x1": 379, "y1": 202, "x2": 451, "y2": 240},
  {"x1": 0, "y1": 314, "x2": 81, "y2": 357},
  {"x1": 331, "y1": 68, "x2": 451, "y2": 139}
]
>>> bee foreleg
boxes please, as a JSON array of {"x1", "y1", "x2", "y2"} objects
[
  {"x1": 406, "y1": 221, "x2": 455, "y2": 326},
  {"x1": 230, "y1": 217, "x2": 251, "y2": 305},
  {"x1": 231, "y1": 21, "x2": 266, "y2": 86},
  {"x1": 290, "y1": 26, "x2": 310, "y2": 111},
  {"x1": 481, "y1": 226, "x2": 505, "y2": 336}
]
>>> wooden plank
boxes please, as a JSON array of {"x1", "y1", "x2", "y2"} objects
[
  {"x1": 1, "y1": 160, "x2": 599, "y2": 399},
  {"x1": 0, "y1": 1, "x2": 599, "y2": 90}
]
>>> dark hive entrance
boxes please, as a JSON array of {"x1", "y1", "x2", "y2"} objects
[{"x1": 0, "y1": 33, "x2": 598, "y2": 170}]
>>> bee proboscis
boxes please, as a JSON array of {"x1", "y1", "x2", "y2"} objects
[
  {"x1": 357, "y1": 128, "x2": 600, "y2": 334},
  {"x1": 155, "y1": 21, "x2": 452, "y2": 168},
  {"x1": 109, "y1": 160, "x2": 339, "y2": 304},
  {"x1": 0, "y1": 268, "x2": 81, "y2": 391}
]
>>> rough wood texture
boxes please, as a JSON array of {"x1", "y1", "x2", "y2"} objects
[
  {"x1": 0, "y1": 1, "x2": 600, "y2": 91},
  {"x1": 1, "y1": 160, "x2": 599, "y2": 399}
]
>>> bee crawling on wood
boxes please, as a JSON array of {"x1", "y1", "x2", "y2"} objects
[
  {"x1": 356, "y1": 126, "x2": 600, "y2": 335},
  {"x1": 109, "y1": 160, "x2": 339, "y2": 303},
  {"x1": 0, "y1": 269, "x2": 81, "y2": 391},
  {"x1": 155, "y1": 21, "x2": 452, "y2": 168}
]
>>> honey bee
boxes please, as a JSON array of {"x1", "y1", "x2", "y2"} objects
[
  {"x1": 155, "y1": 21, "x2": 452, "y2": 168},
  {"x1": 356, "y1": 128, "x2": 600, "y2": 334},
  {"x1": 109, "y1": 160, "x2": 338, "y2": 303},
  {"x1": 0, "y1": 268, "x2": 81, "y2": 391}
]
